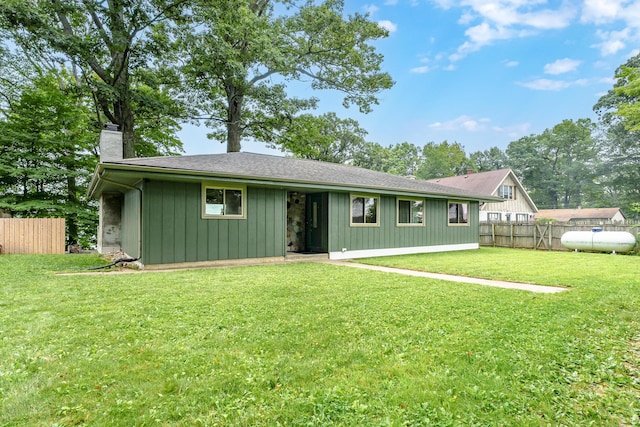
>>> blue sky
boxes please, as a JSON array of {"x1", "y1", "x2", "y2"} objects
[{"x1": 179, "y1": 0, "x2": 640, "y2": 156}]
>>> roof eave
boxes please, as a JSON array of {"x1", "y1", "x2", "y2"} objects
[{"x1": 90, "y1": 162, "x2": 503, "y2": 202}]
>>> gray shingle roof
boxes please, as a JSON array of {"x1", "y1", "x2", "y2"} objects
[{"x1": 100, "y1": 152, "x2": 501, "y2": 200}]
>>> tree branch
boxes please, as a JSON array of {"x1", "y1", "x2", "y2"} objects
[
  {"x1": 51, "y1": 0, "x2": 111, "y2": 84},
  {"x1": 82, "y1": 0, "x2": 113, "y2": 49}
]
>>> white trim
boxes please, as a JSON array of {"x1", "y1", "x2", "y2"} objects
[{"x1": 329, "y1": 243, "x2": 479, "y2": 260}]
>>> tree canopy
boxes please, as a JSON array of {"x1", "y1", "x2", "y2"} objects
[
  {"x1": 0, "y1": 68, "x2": 98, "y2": 246},
  {"x1": 0, "y1": 0, "x2": 189, "y2": 157},
  {"x1": 179, "y1": 0, "x2": 394, "y2": 152}
]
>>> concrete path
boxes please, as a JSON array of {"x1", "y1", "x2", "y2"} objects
[{"x1": 326, "y1": 261, "x2": 568, "y2": 294}]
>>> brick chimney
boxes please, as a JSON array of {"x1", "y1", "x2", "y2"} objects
[{"x1": 466, "y1": 168, "x2": 474, "y2": 175}]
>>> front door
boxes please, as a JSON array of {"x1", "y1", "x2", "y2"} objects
[{"x1": 305, "y1": 192, "x2": 328, "y2": 253}]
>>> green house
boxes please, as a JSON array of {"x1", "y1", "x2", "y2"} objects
[{"x1": 89, "y1": 130, "x2": 501, "y2": 269}]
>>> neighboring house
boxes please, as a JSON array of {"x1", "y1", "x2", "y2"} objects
[
  {"x1": 535, "y1": 208, "x2": 626, "y2": 224},
  {"x1": 426, "y1": 169, "x2": 538, "y2": 223},
  {"x1": 88, "y1": 129, "x2": 501, "y2": 268}
]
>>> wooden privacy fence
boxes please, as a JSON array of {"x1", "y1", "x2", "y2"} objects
[
  {"x1": 0, "y1": 218, "x2": 66, "y2": 254},
  {"x1": 480, "y1": 222, "x2": 639, "y2": 251}
]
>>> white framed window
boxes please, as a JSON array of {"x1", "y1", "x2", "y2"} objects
[
  {"x1": 397, "y1": 198, "x2": 424, "y2": 226},
  {"x1": 498, "y1": 185, "x2": 515, "y2": 200},
  {"x1": 351, "y1": 194, "x2": 379, "y2": 226},
  {"x1": 516, "y1": 213, "x2": 529, "y2": 222},
  {"x1": 448, "y1": 201, "x2": 469, "y2": 225},
  {"x1": 202, "y1": 183, "x2": 246, "y2": 219},
  {"x1": 487, "y1": 212, "x2": 501, "y2": 222}
]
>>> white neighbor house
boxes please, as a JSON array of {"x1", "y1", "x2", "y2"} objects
[{"x1": 427, "y1": 169, "x2": 538, "y2": 222}]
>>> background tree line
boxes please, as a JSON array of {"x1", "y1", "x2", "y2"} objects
[{"x1": 0, "y1": 1, "x2": 638, "y2": 248}]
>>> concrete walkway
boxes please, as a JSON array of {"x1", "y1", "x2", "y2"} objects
[{"x1": 326, "y1": 261, "x2": 568, "y2": 294}]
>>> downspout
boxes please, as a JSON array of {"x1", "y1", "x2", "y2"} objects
[{"x1": 98, "y1": 172, "x2": 143, "y2": 262}]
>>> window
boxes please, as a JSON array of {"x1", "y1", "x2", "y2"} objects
[
  {"x1": 351, "y1": 195, "x2": 379, "y2": 226},
  {"x1": 397, "y1": 198, "x2": 424, "y2": 225},
  {"x1": 516, "y1": 213, "x2": 529, "y2": 222},
  {"x1": 498, "y1": 185, "x2": 515, "y2": 200},
  {"x1": 202, "y1": 184, "x2": 245, "y2": 218},
  {"x1": 487, "y1": 212, "x2": 501, "y2": 222},
  {"x1": 448, "y1": 201, "x2": 469, "y2": 225}
]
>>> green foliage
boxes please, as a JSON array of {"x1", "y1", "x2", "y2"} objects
[
  {"x1": 506, "y1": 119, "x2": 599, "y2": 209},
  {"x1": 0, "y1": 0, "x2": 188, "y2": 157},
  {"x1": 288, "y1": 112, "x2": 368, "y2": 163},
  {"x1": 416, "y1": 140, "x2": 471, "y2": 179},
  {"x1": 1, "y1": 249, "x2": 639, "y2": 425},
  {"x1": 469, "y1": 146, "x2": 508, "y2": 172},
  {"x1": 0, "y1": 69, "x2": 98, "y2": 246},
  {"x1": 180, "y1": 0, "x2": 394, "y2": 152},
  {"x1": 593, "y1": 53, "x2": 640, "y2": 216}
]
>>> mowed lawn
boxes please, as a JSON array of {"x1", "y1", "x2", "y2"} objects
[{"x1": 1, "y1": 249, "x2": 639, "y2": 426}]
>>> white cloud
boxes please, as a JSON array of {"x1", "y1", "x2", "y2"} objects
[
  {"x1": 518, "y1": 78, "x2": 588, "y2": 91},
  {"x1": 363, "y1": 4, "x2": 379, "y2": 16},
  {"x1": 591, "y1": 28, "x2": 630, "y2": 56},
  {"x1": 378, "y1": 20, "x2": 398, "y2": 33},
  {"x1": 449, "y1": 22, "x2": 524, "y2": 62},
  {"x1": 599, "y1": 77, "x2": 616, "y2": 85},
  {"x1": 504, "y1": 60, "x2": 519, "y2": 67},
  {"x1": 443, "y1": 0, "x2": 576, "y2": 63},
  {"x1": 410, "y1": 66, "x2": 431, "y2": 73},
  {"x1": 581, "y1": 0, "x2": 625, "y2": 25},
  {"x1": 544, "y1": 58, "x2": 581, "y2": 75},
  {"x1": 428, "y1": 115, "x2": 490, "y2": 132}
]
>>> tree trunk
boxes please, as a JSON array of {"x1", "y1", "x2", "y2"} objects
[
  {"x1": 121, "y1": 103, "x2": 136, "y2": 158},
  {"x1": 226, "y1": 83, "x2": 244, "y2": 153}
]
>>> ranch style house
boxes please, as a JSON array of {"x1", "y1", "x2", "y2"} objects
[{"x1": 88, "y1": 129, "x2": 502, "y2": 269}]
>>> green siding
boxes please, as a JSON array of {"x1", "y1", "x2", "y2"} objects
[
  {"x1": 121, "y1": 188, "x2": 141, "y2": 258},
  {"x1": 142, "y1": 181, "x2": 286, "y2": 265},
  {"x1": 328, "y1": 193, "x2": 479, "y2": 252}
]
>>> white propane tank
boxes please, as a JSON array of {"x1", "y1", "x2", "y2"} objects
[{"x1": 561, "y1": 228, "x2": 637, "y2": 253}]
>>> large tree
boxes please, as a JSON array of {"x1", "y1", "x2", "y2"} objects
[
  {"x1": 469, "y1": 146, "x2": 508, "y2": 172},
  {"x1": 0, "y1": 69, "x2": 98, "y2": 246},
  {"x1": 291, "y1": 112, "x2": 367, "y2": 163},
  {"x1": 593, "y1": 53, "x2": 640, "y2": 215},
  {"x1": 181, "y1": 0, "x2": 394, "y2": 152},
  {"x1": 0, "y1": 0, "x2": 189, "y2": 158},
  {"x1": 506, "y1": 119, "x2": 599, "y2": 209},
  {"x1": 415, "y1": 141, "x2": 470, "y2": 179}
]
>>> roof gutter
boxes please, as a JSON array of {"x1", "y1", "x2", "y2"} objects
[{"x1": 93, "y1": 163, "x2": 503, "y2": 203}]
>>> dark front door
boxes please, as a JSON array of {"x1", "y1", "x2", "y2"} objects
[{"x1": 305, "y1": 192, "x2": 328, "y2": 253}]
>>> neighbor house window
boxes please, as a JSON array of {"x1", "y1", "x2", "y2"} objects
[
  {"x1": 448, "y1": 201, "x2": 469, "y2": 225},
  {"x1": 498, "y1": 185, "x2": 515, "y2": 200},
  {"x1": 351, "y1": 194, "x2": 379, "y2": 226},
  {"x1": 487, "y1": 212, "x2": 501, "y2": 222},
  {"x1": 516, "y1": 213, "x2": 529, "y2": 222},
  {"x1": 397, "y1": 198, "x2": 424, "y2": 225},
  {"x1": 202, "y1": 184, "x2": 245, "y2": 218}
]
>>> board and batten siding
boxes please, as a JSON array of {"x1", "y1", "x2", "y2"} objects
[
  {"x1": 141, "y1": 181, "x2": 286, "y2": 265},
  {"x1": 328, "y1": 193, "x2": 479, "y2": 252}
]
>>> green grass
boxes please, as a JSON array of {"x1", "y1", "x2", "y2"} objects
[{"x1": 1, "y1": 248, "x2": 639, "y2": 426}]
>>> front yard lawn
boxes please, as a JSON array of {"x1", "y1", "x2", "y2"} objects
[{"x1": 1, "y1": 248, "x2": 639, "y2": 426}]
